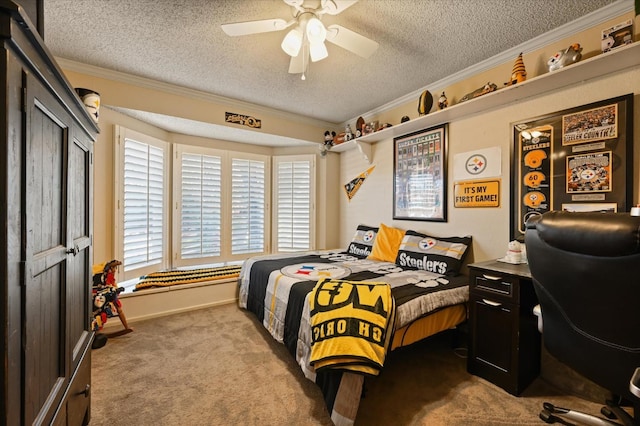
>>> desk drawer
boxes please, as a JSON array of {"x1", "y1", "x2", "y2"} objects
[{"x1": 471, "y1": 271, "x2": 519, "y2": 302}]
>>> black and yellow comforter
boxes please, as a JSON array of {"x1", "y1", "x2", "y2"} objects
[{"x1": 238, "y1": 250, "x2": 468, "y2": 426}]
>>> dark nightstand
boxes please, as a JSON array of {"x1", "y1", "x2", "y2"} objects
[{"x1": 467, "y1": 260, "x2": 541, "y2": 395}]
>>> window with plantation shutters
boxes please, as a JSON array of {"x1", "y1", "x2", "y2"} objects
[
  {"x1": 273, "y1": 155, "x2": 315, "y2": 252},
  {"x1": 171, "y1": 146, "x2": 269, "y2": 266},
  {"x1": 115, "y1": 126, "x2": 169, "y2": 280},
  {"x1": 180, "y1": 152, "x2": 222, "y2": 260},
  {"x1": 116, "y1": 127, "x2": 275, "y2": 277},
  {"x1": 231, "y1": 158, "x2": 267, "y2": 255}
]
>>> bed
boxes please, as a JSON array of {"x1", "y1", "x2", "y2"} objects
[{"x1": 238, "y1": 224, "x2": 472, "y2": 425}]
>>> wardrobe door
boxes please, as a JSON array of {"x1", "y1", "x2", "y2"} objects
[
  {"x1": 21, "y1": 71, "x2": 75, "y2": 425},
  {"x1": 64, "y1": 126, "x2": 94, "y2": 425}
]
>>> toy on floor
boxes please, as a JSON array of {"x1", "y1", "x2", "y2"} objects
[{"x1": 92, "y1": 259, "x2": 133, "y2": 337}]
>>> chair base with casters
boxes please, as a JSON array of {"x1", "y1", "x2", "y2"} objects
[
  {"x1": 535, "y1": 307, "x2": 638, "y2": 425},
  {"x1": 539, "y1": 399, "x2": 636, "y2": 426}
]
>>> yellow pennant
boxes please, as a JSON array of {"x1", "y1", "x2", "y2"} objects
[{"x1": 344, "y1": 165, "x2": 375, "y2": 201}]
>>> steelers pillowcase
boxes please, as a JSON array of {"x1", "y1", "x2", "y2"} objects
[
  {"x1": 346, "y1": 225, "x2": 378, "y2": 258},
  {"x1": 395, "y1": 230, "x2": 472, "y2": 276}
]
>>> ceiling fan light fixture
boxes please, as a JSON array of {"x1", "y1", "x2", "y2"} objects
[
  {"x1": 281, "y1": 28, "x2": 303, "y2": 57},
  {"x1": 306, "y1": 17, "x2": 327, "y2": 43},
  {"x1": 309, "y1": 41, "x2": 328, "y2": 62}
]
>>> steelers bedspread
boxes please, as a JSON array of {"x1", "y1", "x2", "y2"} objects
[{"x1": 238, "y1": 250, "x2": 468, "y2": 426}]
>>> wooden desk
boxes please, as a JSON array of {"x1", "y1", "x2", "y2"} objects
[{"x1": 467, "y1": 260, "x2": 541, "y2": 395}]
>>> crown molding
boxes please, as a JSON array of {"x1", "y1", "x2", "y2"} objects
[
  {"x1": 343, "y1": 0, "x2": 635, "y2": 126},
  {"x1": 55, "y1": 57, "x2": 338, "y2": 128}
]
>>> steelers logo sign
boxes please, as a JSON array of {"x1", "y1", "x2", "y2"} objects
[
  {"x1": 281, "y1": 263, "x2": 351, "y2": 281},
  {"x1": 418, "y1": 238, "x2": 437, "y2": 251},
  {"x1": 465, "y1": 154, "x2": 487, "y2": 175},
  {"x1": 524, "y1": 149, "x2": 547, "y2": 168},
  {"x1": 363, "y1": 230, "x2": 375, "y2": 243}
]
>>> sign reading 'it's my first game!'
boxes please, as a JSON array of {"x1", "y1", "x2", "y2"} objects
[{"x1": 454, "y1": 179, "x2": 500, "y2": 207}]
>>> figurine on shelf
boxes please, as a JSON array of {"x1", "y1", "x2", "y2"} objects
[
  {"x1": 345, "y1": 124, "x2": 354, "y2": 141},
  {"x1": 504, "y1": 240, "x2": 523, "y2": 264},
  {"x1": 504, "y1": 52, "x2": 526, "y2": 86},
  {"x1": 400, "y1": 115, "x2": 410, "y2": 123},
  {"x1": 547, "y1": 43, "x2": 582, "y2": 72},
  {"x1": 438, "y1": 92, "x2": 448, "y2": 109},
  {"x1": 320, "y1": 130, "x2": 336, "y2": 157},
  {"x1": 323, "y1": 130, "x2": 335, "y2": 147},
  {"x1": 459, "y1": 82, "x2": 498, "y2": 103}
]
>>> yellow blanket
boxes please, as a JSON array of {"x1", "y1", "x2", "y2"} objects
[
  {"x1": 309, "y1": 278, "x2": 395, "y2": 376},
  {"x1": 135, "y1": 265, "x2": 241, "y2": 290}
]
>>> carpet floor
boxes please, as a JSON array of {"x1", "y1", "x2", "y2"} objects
[{"x1": 89, "y1": 303, "x2": 607, "y2": 425}]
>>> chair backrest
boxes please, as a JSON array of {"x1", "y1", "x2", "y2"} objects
[{"x1": 525, "y1": 211, "x2": 640, "y2": 402}]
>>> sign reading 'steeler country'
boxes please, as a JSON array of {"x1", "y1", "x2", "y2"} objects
[
  {"x1": 454, "y1": 179, "x2": 500, "y2": 207},
  {"x1": 225, "y1": 112, "x2": 261, "y2": 128}
]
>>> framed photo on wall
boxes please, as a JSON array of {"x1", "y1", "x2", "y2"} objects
[
  {"x1": 510, "y1": 94, "x2": 633, "y2": 240},
  {"x1": 393, "y1": 124, "x2": 448, "y2": 221}
]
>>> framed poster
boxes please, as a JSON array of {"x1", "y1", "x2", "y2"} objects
[
  {"x1": 510, "y1": 94, "x2": 633, "y2": 240},
  {"x1": 393, "y1": 124, "x2": 448, "y2": 221}
]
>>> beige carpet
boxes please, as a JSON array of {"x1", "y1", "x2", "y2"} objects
[{"x1": 89, "y1": 303, "x2": 607, "y2": 425}]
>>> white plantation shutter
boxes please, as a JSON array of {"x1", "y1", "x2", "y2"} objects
[
  {"x1": 122, "y1": 138, "x2": 166, "y2": 272},
  {"x1": 180, "y1": 152, "x2": 222, "y2": 259},
  {"x1": 273, "y1": 155, "x2": 315, "y2": 252},
  {"x1": 116, "y1": 130, "x2": 273, "y2": 277},
  {"x1": 231, "y1": 158, "x2": 267, "y2": 255}
]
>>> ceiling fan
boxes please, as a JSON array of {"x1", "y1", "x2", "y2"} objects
[{"x1": 221, "y1": 0, "x2": 379, "y2": 79}]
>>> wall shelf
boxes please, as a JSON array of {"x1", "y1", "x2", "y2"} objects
[{"x1": 330, "y1": 42, "x2": 640, "y2": 163}]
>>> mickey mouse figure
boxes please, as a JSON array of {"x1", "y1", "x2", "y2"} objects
[{"x1": 323, "y1": 130, "x2": 336, "y2": 147}]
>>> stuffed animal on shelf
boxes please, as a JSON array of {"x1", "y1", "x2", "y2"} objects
[{"x1": 323, "y1": 130, "x2": 335, "y2": 146}]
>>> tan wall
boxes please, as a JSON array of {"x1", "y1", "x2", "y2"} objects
[
  {"x1": 339, "y1": 12, "x2": 640, "y2": 266},
  {"x1": 339, "y1": 69, "x2": 640, "y2": 266}
]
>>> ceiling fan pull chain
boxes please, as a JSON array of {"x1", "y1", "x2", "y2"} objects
[{"x1": 301, "y1": 41, "x2": 307, "y2": 80}]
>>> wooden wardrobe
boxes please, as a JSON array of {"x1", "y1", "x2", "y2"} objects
[{"x1": 1, "y1": 1, "x2": 99, "y2": 424}]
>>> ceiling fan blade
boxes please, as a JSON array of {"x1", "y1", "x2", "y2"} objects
[
  {"x1": 325, "y1": 24, "x2": 378, "y2": 58},
  {"x1": 321, "y1": 0, "x2": 359, "y2": 15},
  {"x1": 221, "y1": 18, "x2": 289, "y2": 36},
  {"x1": 288, "y1": 50, "x2": 307, "y2": 74}
]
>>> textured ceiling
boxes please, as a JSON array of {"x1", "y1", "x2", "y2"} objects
[{"x1": 43, "y1": 0, "x2": 621, "y2": 142}]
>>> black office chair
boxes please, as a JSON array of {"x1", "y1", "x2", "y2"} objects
[{"x1": 525, "y1": 211, "x2": 640, "y2": 426}]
